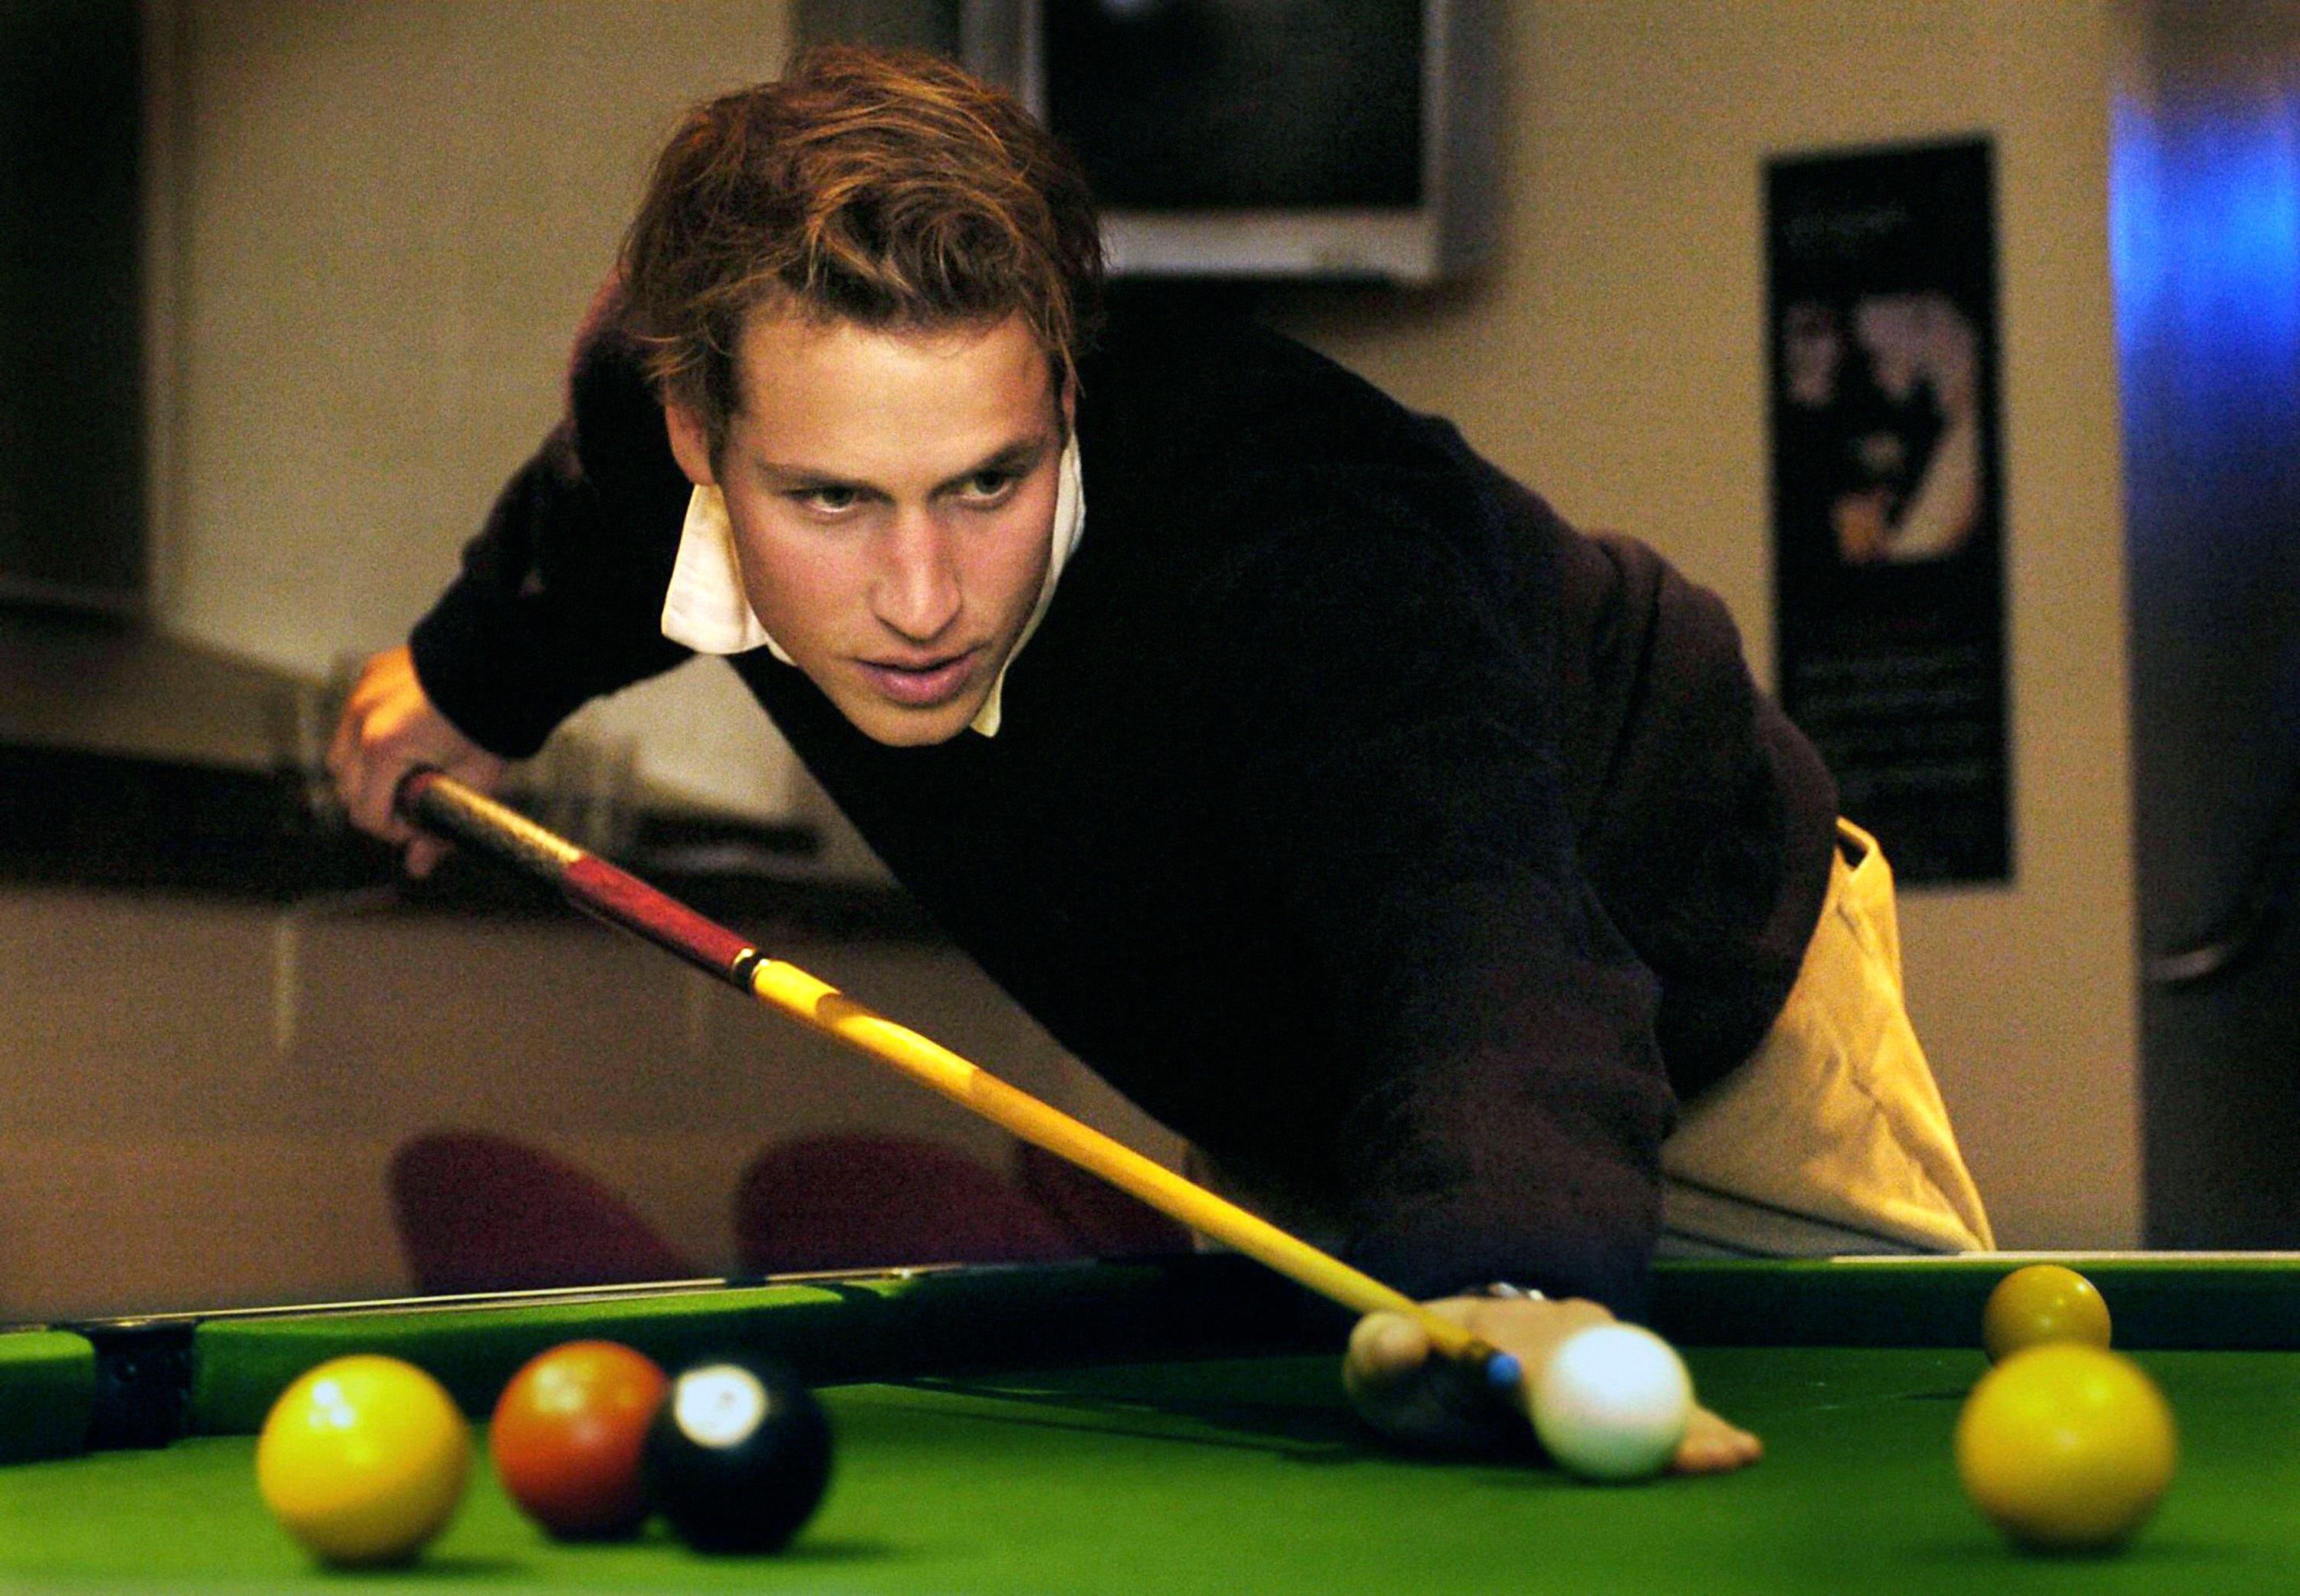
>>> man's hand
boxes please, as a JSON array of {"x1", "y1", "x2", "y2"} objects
[
  {"x1": 324, "y1": 645, "x2": 508, "y2": 877},
  {"x1": 1343, "y1": 1294, "x2": 1763, "y2": 1474}
]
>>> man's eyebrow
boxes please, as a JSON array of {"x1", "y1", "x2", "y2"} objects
[
  {"x1": 754, "y1": 460, "x2": 869, "y2": 491},
  {"x1": 933, "y1": 435, "x2": 1053, "y2": 491}
]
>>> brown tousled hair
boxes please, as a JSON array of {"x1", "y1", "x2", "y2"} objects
[{"x1": 620, "y1": 43, "x2": 1104, "y2": 454}]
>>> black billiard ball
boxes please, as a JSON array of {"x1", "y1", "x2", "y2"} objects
[{"x1": 642, "y1": 1356, "x2": 832, "y2": 1553}]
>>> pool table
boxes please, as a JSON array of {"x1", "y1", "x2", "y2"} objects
[{"x1": 3, "y1": 1253, "x2": 2299, "y2": 1591}]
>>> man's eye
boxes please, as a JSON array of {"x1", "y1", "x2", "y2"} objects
[
  {"x1": 960, "y1": 471, "x2": 1018, "y2": 502},
  {"x1": 797, "y1": 486, "x2": 859, "y2": 513}
]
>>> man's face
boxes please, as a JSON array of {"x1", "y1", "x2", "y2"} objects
[{"x1": 667, "y1": 309, "x2": 1066, "y2": 747}]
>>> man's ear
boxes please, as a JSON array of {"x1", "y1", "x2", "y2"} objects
[{"x1": 664, "y1": 401, "x2": 717, "y2": 488}]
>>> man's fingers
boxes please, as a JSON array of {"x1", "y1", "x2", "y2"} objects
[
  {"x1": 1343, "y1": 1311, "x2": 1430, "y2": 1390},
  {"x1": 404, "y1": 834, "x2": 449, "y2": 879},
  {"x1": 340, "y1": 747, "x2": 413, "y2": 842},
  {"x1": 320, "y1": 644, "x2": 505, "y2": 872},
  {"x1": 1671, "y1": 1407, "x2": 1764, "y2": 1475},
  {"x1": 1345, "y1": 1305, "x2": 1536, "y2": 1456}
]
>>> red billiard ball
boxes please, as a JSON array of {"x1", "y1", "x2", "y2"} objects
[{"x1": 489, "y1": 1340, "x2": 669, "y2": 1539}]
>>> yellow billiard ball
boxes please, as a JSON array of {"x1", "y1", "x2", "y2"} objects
[
  {"x1": 255, "y1": 1355, "x2": 471, "y2": 1566},
  {"x1": 1983, "y1": 1264, "x2": 2111, "y2": 1362},
  {"x1": 1955, "y1": 1342, "x2": 2177, "y2": 1553}
]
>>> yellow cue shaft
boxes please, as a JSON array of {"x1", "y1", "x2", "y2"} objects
[
  {"x1": 746, "y1": 959, "x2": 1496, "y2": 1367},
  {"x1": 394, "y1": 767, "x2": 1510, "y2": 1384}
]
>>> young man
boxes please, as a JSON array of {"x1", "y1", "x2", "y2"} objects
[{"x1": 330, "y1": 44, "x2": 1990, "y2": 1471}]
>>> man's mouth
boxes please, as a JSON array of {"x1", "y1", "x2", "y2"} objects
[{"x1": 856, "y1": 649, "x2": 979, "y2": 708}]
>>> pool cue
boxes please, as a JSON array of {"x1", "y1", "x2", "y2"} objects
[{"x1": 396, "y1": 767, "x2": 1520, "y2": 1391}]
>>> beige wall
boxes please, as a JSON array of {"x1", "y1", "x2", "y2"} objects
[
  {"x1": 1272, "y1": 1, "x2": 2139, "y2": 1249},
  {"x1": 150, "y1": 0, "x2": 802, "y2": 817},
  {"x1": 3, "y1": 1, "x2": 2144, "y2": 1316},
  {"x1": 0, "y1": 885, "x2": 1119, "y2": 1319}
]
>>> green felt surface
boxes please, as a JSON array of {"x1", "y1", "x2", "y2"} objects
[{"x1": 2, "y1": 1346, "x2": 2297, "y2": 1592}]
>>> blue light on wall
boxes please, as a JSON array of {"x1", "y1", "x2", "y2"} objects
[{"x1": 2112, "y1": 76, "x2": 2300, "y2": 557}]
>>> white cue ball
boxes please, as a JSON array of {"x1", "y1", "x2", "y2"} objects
[{"x1": 1531, "y1": 1323, "x2": 1693, "y2": 1482}]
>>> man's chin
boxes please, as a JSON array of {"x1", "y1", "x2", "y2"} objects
[{"x1": 842, "y1": 693, "x2": 984, "y2": 747}]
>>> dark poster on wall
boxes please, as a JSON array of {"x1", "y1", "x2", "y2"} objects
[{"x1": 1767, "y1": 139, "x2": 2009, "y2": 885}]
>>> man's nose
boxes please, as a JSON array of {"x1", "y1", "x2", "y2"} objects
[{"x1": 871, "y1": 508, "x2": 962, "y2": 641}]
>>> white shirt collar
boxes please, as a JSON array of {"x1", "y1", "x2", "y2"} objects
[{"x1": 660, "y1": 436, "x2": 1084, "y2": 738}]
